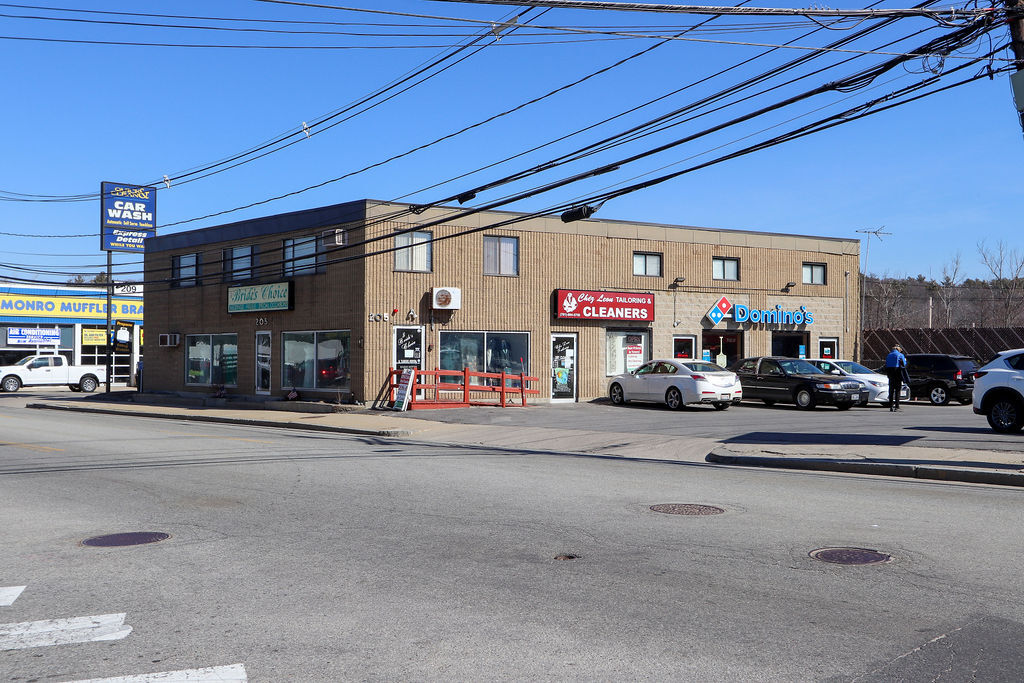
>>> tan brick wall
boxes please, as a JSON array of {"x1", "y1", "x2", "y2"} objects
[{"x1": 144, "y1": 200, "x2": 860, "y2": 402}]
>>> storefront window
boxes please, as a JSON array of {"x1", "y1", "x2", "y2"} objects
[
  {"x1": 439, "y1": 331, "x2": 529, "y2": 385},
  {"x1": 185, "y1": 334, "x2": 237, "y2": 386},
  {"x1": 606, "y1": 330, "x2": 650, "y2": 375},
  {"x1": 283, "y1": 330, "x2": 350, "y2": 391},
  {"x1": 1, "y1": 325, "x2": 75, "y2": 369}
]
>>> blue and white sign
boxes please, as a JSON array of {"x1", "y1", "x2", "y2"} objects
[
  {"x1": 702, "y1": 349, "x2": 712, "y2": 362},
  {"x1": 101, "y1": 182, "x2": 157, "y2": 252},
  {"x1": 733, "y1": 304, "x2": 815, "y2": 325},
  {"x1": 7, "y1": 327, "x2": 60, "y2": 345}
]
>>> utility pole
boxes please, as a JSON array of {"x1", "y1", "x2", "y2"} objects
[
  {"x1": 855, "y1": 226, "x2": 892, "y2": 362},
  {"x1": 1008, "y1": 0, "x2": 1024, "y2": 132}
]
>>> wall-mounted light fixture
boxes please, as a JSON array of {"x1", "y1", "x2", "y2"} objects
[
  {"x1": 783, "y1": 281, "x2": 797, "y2": 292},
  {"x1": 671, "y1": 276, "x2": 686, "y2": 326}
]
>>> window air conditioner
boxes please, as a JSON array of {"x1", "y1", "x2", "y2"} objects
[
  {"x1": 431, "y1": 287, "x2": 461, "y2": 310},
  {"x1": 158, "y1": 333, "x2": 180, "y2": 347},
  {"x1": 321, "y1": 228, "x2": 347, "y2": 247}
]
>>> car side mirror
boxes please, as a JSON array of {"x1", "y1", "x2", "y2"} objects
[{"x1": 831, "y1": 369, "x2": 842, "y2": 375}]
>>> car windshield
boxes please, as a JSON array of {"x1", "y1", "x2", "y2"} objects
[
  {"x1": 682, "y1": 361, "x2": 725, "y2": 373},
  {"x1": 13, "y1": 356, "x2": 33, "y2": 366},
  {"x1": 779, "y1": 359, "x2": 822, "y2": 375},
  {"x1": 836, "y1": 361, "x2": 874, "y2": 374}
]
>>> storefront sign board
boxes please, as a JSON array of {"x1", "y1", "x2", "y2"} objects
[
  {"x1": 227, "y1": 282, "x2": 292, "y2": 313},
  {"x1": 555, "y1": 289, "x2": 654, "y2": 321},
  {"x1": 82, "y1": 328, "x2": 108, "y2": 346},
  {"x1": 7, "y1": 327, "x2": 60, "y2": 345},
  {"x1": 393, "y1": 368, "x2": 415, "y2": 411},
  {"x1": 0, "y1": 293, "x2": 143, "y2": 322}
]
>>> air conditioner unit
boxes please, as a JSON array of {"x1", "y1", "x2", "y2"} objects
[
  {"x1": 431, "y1": 287, "x2": 461, "y2": 310},
  {"x1": 158, "y1": 333, "x2": 180, "y2": 347},
  {"x1": 321, "y1": 228, "x2": 347, "y2": 247}
]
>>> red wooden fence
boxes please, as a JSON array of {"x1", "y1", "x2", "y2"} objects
[{"x1": 386, "y1": 367, "x2": 540, "y2": 409}]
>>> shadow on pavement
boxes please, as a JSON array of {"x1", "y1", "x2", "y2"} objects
[{"x1": 724, "y1": 431, "x2": 918, "y2": 446}]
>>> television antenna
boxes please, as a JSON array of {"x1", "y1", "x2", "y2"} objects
[{"x1": 855, "y1": 226, "x2": 892, "y2": 361}]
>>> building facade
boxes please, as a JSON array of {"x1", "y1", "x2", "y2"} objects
[
  {"x1": 143, "y1": 199, "x2": 860, "y2": 402},
  {"x1": 0, "y1": 282, "x2": 144, "y2": 384}
]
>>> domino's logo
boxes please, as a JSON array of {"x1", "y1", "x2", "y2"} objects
[{"x1": 706, "y1": 296, "x2": 732, "y2": 325}]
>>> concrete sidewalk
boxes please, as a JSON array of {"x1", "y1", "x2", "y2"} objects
[{"x1": 25, "y1": 392, "x2": 1024, "y2": 488}]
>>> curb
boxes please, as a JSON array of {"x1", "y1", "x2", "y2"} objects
[
  {"x1": 706, "y1": 448, "x2": 1024, "y2": 488},
  {"x1": 26, "y1": 403, "x2": 413, "y2": 438}
]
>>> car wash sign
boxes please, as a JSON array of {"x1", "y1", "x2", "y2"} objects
[
  {"x1": 101, "y1": 182, "x2": 157, "y2": 252},
  {"x1": 556, "y1": 289, "x2": 655, "y2": 321}
]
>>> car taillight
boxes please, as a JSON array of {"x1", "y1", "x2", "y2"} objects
[
  {"x1": 690, "y1": 374, "x2": 706, "y2": 381},
  {"x1": 954, "y1": 370, "x2": 962, "y2": 380},
  {"x1": 973, "y1": 371, "x2": 986, "y2": 380}
]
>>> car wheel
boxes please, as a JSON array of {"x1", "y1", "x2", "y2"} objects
[
  {"x1": 79, "y1": 376, "x2": 98, "y2": 393},
  {"x1": 1, "y1": 375, "x2": 21, "y2": 393},
  {"x1": 712, "y1": 402, "x2": 730, "y2": 411},
  {"x1": 928, "y1": 384, "x2": 950, "y2": 406},
  {"x1": 762, "y1": 399, "x2": 776, "y2": 406},
  {"x1": 609, "y1": 382, "x2": 626, "y2": 405},
  {"x1": 987, "y1": 398, "x2": 1024, "y2": 433},
  {"x1": 794, "y1": 387, "x2": 816, "y2": 410},
  {"x1": 665, "y1": 387, "x2": 684, "y2": 410}
]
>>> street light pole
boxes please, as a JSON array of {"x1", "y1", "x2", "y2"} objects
[{"x1": 855, "y1": 226, "x2": 892, "y2": 362}]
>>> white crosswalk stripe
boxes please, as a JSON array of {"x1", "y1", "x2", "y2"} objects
[
  {"x1": 0, "y1": 586, "x2": 26, "y2": 606},
  {"x1": 0, "y1": 613, "x2": 132, "y2": 650},
  {"x1": 69, "y1": 663, "x2": 248, "y2": 682}
]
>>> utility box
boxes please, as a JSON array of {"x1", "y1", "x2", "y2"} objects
[{"x1": 1012, "y1": 71, "x2": 1024, "y2": 112}]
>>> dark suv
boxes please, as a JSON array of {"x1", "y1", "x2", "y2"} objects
[
  {"x1": 729, "y1": 356, "x2": 869, "y2": 410},
  {"x1": 904, "y1": 354, "x2": 977, "y2": 405}
]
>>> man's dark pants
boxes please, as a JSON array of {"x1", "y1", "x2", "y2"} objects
[{"x1": 886, "y1": 368, "x2": 903, "y2": 410}]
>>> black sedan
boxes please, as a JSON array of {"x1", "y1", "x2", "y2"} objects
[{"x1": 728, "y1": 356, "x2": 870, "y2": 410}]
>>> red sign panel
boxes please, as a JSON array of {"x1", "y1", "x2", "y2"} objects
[{"x1": 555, "y1": 289, "x2": 655, "y2": 321}]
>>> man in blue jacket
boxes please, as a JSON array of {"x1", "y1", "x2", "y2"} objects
[{"x1": 884, "y1": 344, "x2": 907, "y2": 412}]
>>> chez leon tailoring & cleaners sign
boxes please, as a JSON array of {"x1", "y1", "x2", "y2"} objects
[{"x1": 555, "y1": 289, "x2": 655, "y2": 321}]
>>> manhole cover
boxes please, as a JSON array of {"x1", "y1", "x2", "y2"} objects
[
  {"x1": 82, "y1": 532, "x2": 170, "y2": 547},
  {"x1": 650, "y1": 503, "x2": 725, "y2": 516},
  {"x1": 809, "y1": 547, "x2": 891, "y2": 565}
]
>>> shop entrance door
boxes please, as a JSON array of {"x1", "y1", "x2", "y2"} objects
[
  {"x1": 255, "y1": 331, "x2": 271, "y2": 394},
  {"x1": 771, "y1": 332, "x2": 810, "y2": 358},
  {"x1": 551, "y1": 333, "x2": 577, "y2": 402},
  {"x1": 701, "y1": 331, "x2": 743, "y2": 368}
]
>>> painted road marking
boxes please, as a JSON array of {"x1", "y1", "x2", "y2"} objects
[
  {"x1": 0, "y1": 441, "x2": 64, "y2": 452},
  {"x1": 70, "y1": 663, "x2": 248, "y2": 682},
  {"x1": 0, "y1": 613, "x2": 131, "y2": 650},
  {"x1": 0, "y1": 586, "x2": 25, "y2": 606}
]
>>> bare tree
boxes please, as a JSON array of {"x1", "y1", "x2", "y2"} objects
[
  {"x1": 866, "y1": 273, "x2": 907, "y2": 328},
  {"x1": 977, "y1": 240, "x2": 1024, "y2": 326},
  {"x1": 929, "y1": 253, "x2": 963, "y2": 328}
]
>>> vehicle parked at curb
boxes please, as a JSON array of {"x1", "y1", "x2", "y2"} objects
[
  {"x1": 0, "y1": 354, "x2": 106, "y2": 393},
  {"x1": 806, "y1": 358, "x2": 909, "y2": 406},
  {"x1": 904, "y1": 353, "x2": 976, "y2": 405},
  {"x1": 729, "y1": 356, "x2": 869, "y2": 410},
  {"x1": 608, "y1": 359, "x2": 742, "y2": 410},
  {"x1": 972, "y1": 349, "x2": 1024, "y2": 433}
]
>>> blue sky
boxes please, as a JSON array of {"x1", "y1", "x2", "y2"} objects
[{"x1": 2, "y1": 0, "x2": 1020, "y2": 284}]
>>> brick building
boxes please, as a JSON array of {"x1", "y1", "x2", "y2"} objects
[{"x1": 143, "y1": 199, "x2": 860, "y2": 403}]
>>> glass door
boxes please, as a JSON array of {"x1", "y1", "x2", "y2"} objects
[
  {"x1": 255, "y1": 331, "x2": 271, "y2": 394},
  {"x1": 551, "y1": 333, "x2": 577, "y2": 402}
]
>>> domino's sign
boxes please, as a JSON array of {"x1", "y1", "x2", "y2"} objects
[{"x1": 706, "y1": 296, "x2": 815, "y2": 326}]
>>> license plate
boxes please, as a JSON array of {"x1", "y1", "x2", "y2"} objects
[{"x1": 721, "y1": 394, "x2": 730, "y2": 400}]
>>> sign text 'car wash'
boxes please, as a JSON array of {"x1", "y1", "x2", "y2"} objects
[
  {"x1": 556, "y1": 289, "x2": 655, "y2": 321},
  {"x1": 101, "y1": 182, "x2": 157, "y2": 252}
]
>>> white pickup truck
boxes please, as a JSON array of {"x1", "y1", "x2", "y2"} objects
[{"x1": 0, "y1": 354, "x2": 106, "y2": 393}]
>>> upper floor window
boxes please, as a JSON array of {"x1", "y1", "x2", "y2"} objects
[
  {"x1": 802, "y1": 262, "x2": 826, "y2": 285},
  {"x1": 483, "y1": 236, "x2": 518, "y2": 276},
  {"x1": 222, "y1": 245, "x2": 254, "y2": 282},
  {"x1": 283, "y1": 236, "x2": 320, "y2": 277},
  {"x1": 712, "y1": 257, "x2": 739, "y2": 281},
  {"x1": 633, "y1": 252, "x2": 662, "y2": 277},
  {"x1": 395, "y1": 231, "x2": 432, "y2": 272},
  {"x1": 171, "y1": 253, "x2": 198, "y2": 288}
]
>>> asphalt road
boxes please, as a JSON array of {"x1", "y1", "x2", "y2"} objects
[
  {"x1": 2, "y1": 403, "x2": 1024, "y2": 681},
  {"x1": 388, "y1": 397, "x2": 1020, "y2": 453}
]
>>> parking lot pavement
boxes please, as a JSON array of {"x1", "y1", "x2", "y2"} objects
[{"x1": 10, "y1": 389, "x2": 1024, "y2": 486}]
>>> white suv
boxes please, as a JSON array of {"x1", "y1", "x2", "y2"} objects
[{"x1": 972, "y1": 348, "x2": 1024, "y2": 433}]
